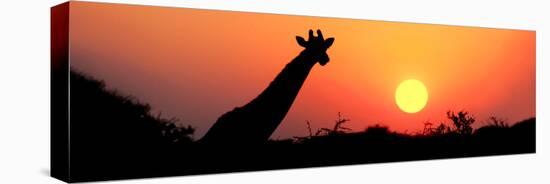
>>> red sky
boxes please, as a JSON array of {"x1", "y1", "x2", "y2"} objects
[{"x1": 68, "y1": 2, "x2": 535, "y2": 138}]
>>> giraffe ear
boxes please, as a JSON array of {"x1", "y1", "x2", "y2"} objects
[
  {"x1": 324, "y1": 37, "x2": 335, "y2": 48},
  {"x1": 296, "y1": 36, "x2": 307, "y2": 47}
]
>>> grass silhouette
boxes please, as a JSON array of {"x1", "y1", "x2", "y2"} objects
[{"x1": 66, "y1": 70, "x2": 535, "y2": 182}]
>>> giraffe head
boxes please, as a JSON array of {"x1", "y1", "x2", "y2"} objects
[{"x1": 296, "y1": 29, "x2": 335, "y2": 66}]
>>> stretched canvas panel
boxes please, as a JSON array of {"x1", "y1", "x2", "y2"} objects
[{"x1": 51, "y1": 1, "x2": 536, "y2": 182}]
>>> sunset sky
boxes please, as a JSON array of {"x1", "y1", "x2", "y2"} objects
[{"x1": 68, "y1": 2, "x2": 535, "y2": 138}]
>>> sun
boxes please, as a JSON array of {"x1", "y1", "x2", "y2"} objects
[{"x1": 395, "y1": 79, "x2": 428, "y2": 113}]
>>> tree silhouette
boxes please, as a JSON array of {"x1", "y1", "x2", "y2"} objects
[
  {"x1": 447, "y1": 110, "x2": 475, "y2": 135},
  {"x1": 315, "y1": 112, "x2": 352, "y2": 136}
]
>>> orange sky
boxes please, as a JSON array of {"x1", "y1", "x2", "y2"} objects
[{"x1": 68, "y1": 2, "x2": 535, "y2": 138}]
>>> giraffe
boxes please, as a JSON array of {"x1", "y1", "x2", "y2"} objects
[{"x1": 200, "y1": 29, "x2": 335, "y2": 144}]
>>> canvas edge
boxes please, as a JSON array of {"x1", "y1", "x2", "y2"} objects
[{"x1": 51, "y1": 1, "x2": 71, "y2": 183}]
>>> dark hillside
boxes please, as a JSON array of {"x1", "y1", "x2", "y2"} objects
[{"x1": 66, "y1": 70, "x2": 535, "y2": 182}]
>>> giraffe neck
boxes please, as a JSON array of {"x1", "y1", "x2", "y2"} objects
[
  {"x1": 250, "y1": 50, "x2": 316, "y2": 106},
  {"x1": 200, "y1": 50, "x2": 319, "y2": 144},
  {"x1": 242, "y1": 50, "x2": 317, "y2": 137}
]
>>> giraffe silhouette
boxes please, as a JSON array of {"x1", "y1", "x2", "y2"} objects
[{"x1": 200, "y1": 29, "x2": 335, "y2": 144}]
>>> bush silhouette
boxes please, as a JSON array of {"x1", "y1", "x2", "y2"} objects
[
  {"x1": 423, "y1": 121, "x2": 452, "y2": 136},
  {"x1": 447, "y1": 110, "x2": 475, "y2": 135},
  {"x1": 316, "y1": 112, "x2": 352, "y2": 136},
  {"x1": 364, "y1": 124, "x2": 391, "y2": 136},
  {"x1": 69, "y1": 70, "x2": 195, "y2": 179}
]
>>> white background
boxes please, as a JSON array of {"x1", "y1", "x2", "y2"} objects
[{"x1": 0, "y1": 0, "x2": 548, "y2": 183}]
